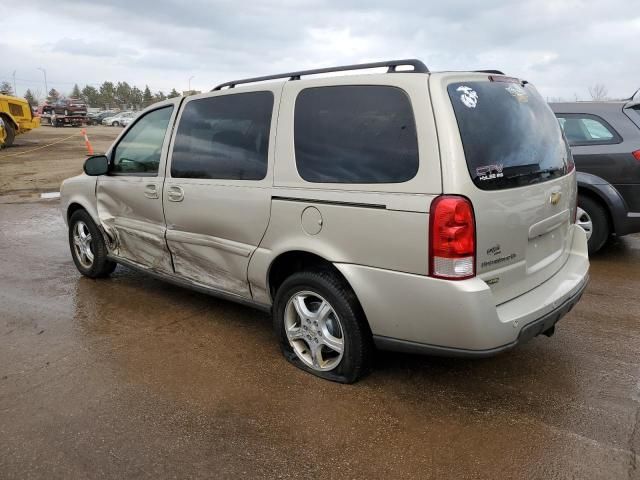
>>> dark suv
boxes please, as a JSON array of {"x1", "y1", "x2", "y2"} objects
[{"x1": 550, "y1": 100, "x2": 640, "y2": 253}]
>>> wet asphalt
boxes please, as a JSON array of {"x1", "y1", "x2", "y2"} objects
[{"x1": 0, "y1": 202, "x2": 639, "y2": 479}]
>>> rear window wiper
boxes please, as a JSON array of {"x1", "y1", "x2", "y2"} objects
[{"x1": 504, "y1": 167, "x2": 563, "y2": 180}]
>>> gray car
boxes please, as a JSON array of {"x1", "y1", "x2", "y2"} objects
[
  {"x1": 550, "y1": 101, "x2": 640, "y2": 253},
  {"x1": 61, "y1": 60, "x2": 589, "y2": 382}
]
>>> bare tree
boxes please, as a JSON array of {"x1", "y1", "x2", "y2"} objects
[
  {"x1": 588, "y1": 83, "x2": 608, "y2": 101},
  {"x1": 0, "y1": 81, "x2": 13, "y2": 95}
]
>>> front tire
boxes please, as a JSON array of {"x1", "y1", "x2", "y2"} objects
[
  {"x1": 273, "y1": 270, "x2": 372, "y2": 383},
  {"x1": 3, "y1": 121, "x2": 15, "y2": 147},
  {"x1": 577, "y1": 194, "x2": 609, "y2": 254},
  {"x1": 112, "y1": 121, "x2": 120, "y2": 127},
  {"x1": 68, "y1": 210, "x2": 116, "y2": 278}
]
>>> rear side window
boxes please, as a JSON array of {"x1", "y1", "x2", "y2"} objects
[
  {"x1": 448, "y1": 81, "x2": 569, "y2": 190},
  {"x1": 556, "y1": 114, "x2": 621, "y2": 146},
  {"x1": 171, "y1": 91, "x2": 273, "y2": 180},
  {"x1": 294, "y1": 85, "x2": 419, "y2": 183}
]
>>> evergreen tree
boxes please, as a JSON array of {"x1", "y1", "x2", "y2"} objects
[
  {"x1": 115, "y1": 81, "x2": 132, "y2": 107},
  {"x1": 47, "y1": 88, "x2": 60, "y2": 102},
  {"x1": 155, "y1": 91, "x2": 167, "y2": 102},
  {"x1": 142, "y1": 85, "x2": 153, "y2": 106},
  {"x1": 71, "y1": 83, "x2": 82, "y2": 99},
  {"x1": 0, "y1": 81, "x2": 13, "y2": 95},
  {"x1": 81, "y1": 85, "x2": 100, "y2": 107},
  {"x1": 99, "y1": 82, "x2": 116, "y2": 108},
  {"x1": 130, "y1": 86, "x2": 143, "y2": 109},
  {"x1": 24, "y1": 89, "x2": 37, "y2": 107},
  {"x1": 167, "y1": 88, "x2": 181, "y2": 99}
]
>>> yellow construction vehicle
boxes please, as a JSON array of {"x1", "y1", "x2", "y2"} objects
[{"x1": 0, "y1": 94, "x2": 40, "y2": 148}]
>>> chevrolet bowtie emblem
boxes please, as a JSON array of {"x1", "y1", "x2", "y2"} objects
[{"x1": 550, "y1": 192, "x2": 562, "y2": 205}]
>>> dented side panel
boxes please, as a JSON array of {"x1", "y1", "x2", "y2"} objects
[
  {"x1": 97, "y1": 176, "x2": 173, "y2": 273},
  {"x1": 96, "y1": 99, "x2": 182, "y2": 274}
]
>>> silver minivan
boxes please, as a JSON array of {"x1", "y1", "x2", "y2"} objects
[{"x1": 61, "y1": 60, "x2": 589, "y2": 383}]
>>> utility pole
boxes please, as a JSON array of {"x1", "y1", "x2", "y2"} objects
[
  {"x1": 12, "y1": 71, "x2": 16, "y2": 95},
  {"x1": 188, "y1": 75, "x2": 195, "y2": 93},
  {"x1": 37, "y1": 67, "x2": 48, "y2": 99}
]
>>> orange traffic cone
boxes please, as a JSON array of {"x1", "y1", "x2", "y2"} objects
[{"x1": 81, "y1": 128, "x2": 94, "y2": 155}]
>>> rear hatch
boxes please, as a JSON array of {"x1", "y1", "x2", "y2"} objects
[{"x1": 444, "y1": 76, "x2": 576, "y2": 305}]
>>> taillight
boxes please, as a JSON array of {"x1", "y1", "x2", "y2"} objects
[
  {"x1": 632, "y1": 150, "x2": 640, "y2": 162},
  {"x1": 429, "y1": 196, "x2": 476, "y2": 280}
]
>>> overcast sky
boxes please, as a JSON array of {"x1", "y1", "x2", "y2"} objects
[{"x1": 2, "y1": 0, "x2": 638, "y2": 101}]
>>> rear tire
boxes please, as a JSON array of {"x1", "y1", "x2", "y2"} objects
[
  {"x1": 273, "y1": 269, "x2": 372, "y2": 383},
  {"x1": 112, "y1": 121, "x2": 120, "y2": 127},
  {"x1": 577, "y1": 194, "x2": 609, "y2": 254},
  {"x1": 3, "y1": 121, "x2": 15, "y2": 147},
  {"x1": 68, "y1": 210, "x2": 117, "y2": 278}
]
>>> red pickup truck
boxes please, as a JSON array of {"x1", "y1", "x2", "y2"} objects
[{"x1": 38, "y1": 98, "x2": 88, "y2": 127}]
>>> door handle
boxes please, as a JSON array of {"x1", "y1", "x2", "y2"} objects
[
  {"x1": 167, "y1": 185, "x2": 184, "y2": 202},
  {"x1": 144, "y1": 184, "x2": 159, "y2": 199}
]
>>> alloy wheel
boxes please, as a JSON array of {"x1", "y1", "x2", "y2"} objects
[
  {"x1": 284, "y1": 291, "x2": 345, "y2": 371},
  {"x1": 576, "y1": 206, "x2": 593, "y2": 240},
  {"x1": 72, "y1": 221, "x2": 94, "y2": 269}
]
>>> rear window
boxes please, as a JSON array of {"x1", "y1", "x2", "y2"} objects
[
  {"x1": 628, "y1": 106, "x2": 640, "y2": 128},
  {"x1": 448, "y1": 81, "x2": 570, "y2": 190},
  {"x1": 294, "y1": 85, "x2": 419, "y2": 183}
]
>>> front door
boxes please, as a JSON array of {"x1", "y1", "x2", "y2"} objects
[
  {"x1": 97, "y1": 102, "x2": 179, "y2": 273},
  {"x1": 162, "y1": 87, "x2": 280, "y2": 298}
]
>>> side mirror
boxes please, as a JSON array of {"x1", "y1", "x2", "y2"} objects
[{"x1": 83, "y1": 155, "x2": 109, "y2": 176}]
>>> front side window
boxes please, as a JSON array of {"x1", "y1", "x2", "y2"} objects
[
  {"x1": 556, "y1": 114, "x2": 621, "y2": 146},
  {"x1": 112, "y1": 106, "x2": 173, "y2": 174},
  {"x1": 294, "y1": 85, "x2": 419, "y2": 183},
  {"x1": 171, "y1": 91, "x2": 273, "y2": 180}
]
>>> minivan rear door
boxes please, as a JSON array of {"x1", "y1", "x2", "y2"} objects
[{"x1": 430, "y1": 74, "x2": 577, "y2": 305}]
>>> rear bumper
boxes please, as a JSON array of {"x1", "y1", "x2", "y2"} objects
[
  {"x1": 373, "y1": 274, "x2": 587, "y2": 357},
  {"x1": 336, "y1": 225, "x2": 590, "y2": 356}
]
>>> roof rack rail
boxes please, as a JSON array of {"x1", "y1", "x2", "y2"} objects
[
  {"x1": 212, "y1": 59, "x2": 429, "y2": 91},
  {"x1": 475, "y1": 69, "x2": 505, "y2": 75}
]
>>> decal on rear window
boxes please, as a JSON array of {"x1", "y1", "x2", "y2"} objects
[
  {"x1": 505, "y1": 84, "x2": 528, "y2": 102},
  {"x1": 457, "y1": 86, "x2": 478, "y2": 108},
  {"x1": 475, "y1": 164, "x2": 504, "y2": 181}
]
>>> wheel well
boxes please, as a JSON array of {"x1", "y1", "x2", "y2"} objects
[
  {"x1": 0, "y1": 113, "x2": 18, "y2": 130},
  {"x1": 67, "y1": 202, "x2": 86, "y2": 222},
  {"x1": 268, "y1": 251, "x2": 349, "y2": 299},
  {"x1": 578, "y1": 186, "x2": 613, "y2": 233}
]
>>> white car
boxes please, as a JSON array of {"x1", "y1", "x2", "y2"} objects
[
  {"x1": 102, "y1": 112, "x2": 135, "y2": 127},
  {"x1": 120, "y1": 113, "x2": 139, "y2": 127}
]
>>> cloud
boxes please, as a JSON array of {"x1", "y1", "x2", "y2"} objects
[
  {"x1": 51, "y1": 38, "x2": 138, "y2": 58},
  {"x1": 2, "y1": 0, "x2": 639, "y2": 100}
]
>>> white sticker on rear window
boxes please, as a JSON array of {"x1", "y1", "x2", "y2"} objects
[
  {"x1": 457, "y1": 86, "x2": 478, "y2": 108},
  {"x1": 476, "y1": 164, "x2": 504, "y2": 181},
  {"x1": 505, "y1": 84, "x2": 528, "y2": 102}
]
